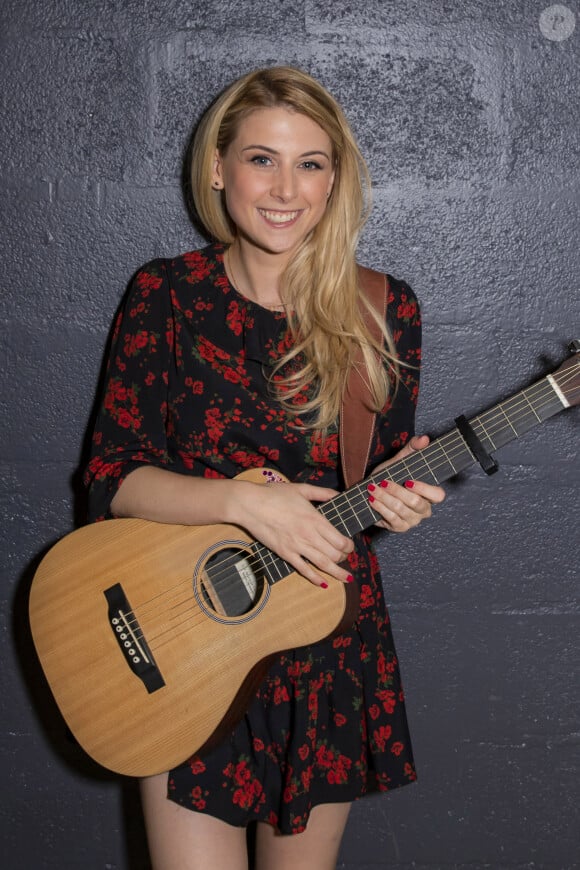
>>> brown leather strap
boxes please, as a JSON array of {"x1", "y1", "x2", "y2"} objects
[{"x1": 339, "y1": 265, "x2": 388, "y2": 488}]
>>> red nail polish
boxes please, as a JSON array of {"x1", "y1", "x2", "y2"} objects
[
  {"x1": 320, "y1": 582, "x2": 328, "y2": 589},
  {"x1": 368, "y1": 483, "x2": 376, "y2": 492},
  {"x1": 404, "y1": 480, "x2": 415, "y2": 489},
  {"x1": 368, "y1": 495, "x2": 375, "y2": 503},
  {"x1": 346, "y1": 574, "x2": 354, "y2": 583},
  {"x1": 380, "y1": 480, "x2": 389, "y2": 488}
]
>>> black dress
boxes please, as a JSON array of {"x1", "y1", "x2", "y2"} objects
[{"x1": 85, "y1": 243, "x2": 422, "y2": 835}]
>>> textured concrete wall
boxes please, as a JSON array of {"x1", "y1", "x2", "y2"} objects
[{"x1": 1, "y1": 2, "x2": 579, "y2": 868}]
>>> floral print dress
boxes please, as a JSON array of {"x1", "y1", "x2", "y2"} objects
[{"x1": 85, "y1": 243, "x2": 422, "y2": 835}]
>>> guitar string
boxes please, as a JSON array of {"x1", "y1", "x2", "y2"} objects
[
  {"x1": 125, "y1": 366, "x2": 580, "y2": 646},
  {"x1": 124, "y1": 364, "x2": 576, "y2": 652},
  {"x1": 125, "y1": 366, "x2": 579, "y2": 648}
]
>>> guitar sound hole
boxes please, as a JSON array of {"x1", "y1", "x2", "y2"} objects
[{"x1": 201, "y1": 547, "x2": 266, "y2": 617}]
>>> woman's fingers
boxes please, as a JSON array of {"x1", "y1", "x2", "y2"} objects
[
  {"x1": 239, "y1": 481, "x2": 354, "y2": 587},
  {"x1": 368, "y1": 478, "x2": 445, "y2": 532},
  {"x1": 277, "y1": 520, "x2": 354, "y2": 587},
  {"x1": 370, "y1": 435, "x2": 446, "y2": 533}
]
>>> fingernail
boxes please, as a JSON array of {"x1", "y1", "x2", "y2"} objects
[
  {"x1": 380, "y1": 480, "x2": 389, "y2": 488},
  {"x1": 320, "y1": 582, "x2": 328, "y2": 589},
  {"x1": 346, "y1": 574, "x2": 354, "y2": 583},
  {"x1": 368, "y1": 495, "x2": 375, "y2": 503},
  {"x1": 367, "y1": 483, "x2": 376, "y2": 492},
  {"x1": 404, "y1": 480, "x2": 415, "y2": 489}
]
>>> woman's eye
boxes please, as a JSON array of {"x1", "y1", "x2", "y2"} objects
[
  {"x1": 250, "y1": 155, "x2": 272, "y2": 166},
  {"x1": 301, "y1": 160, "x2": 323, "y2": 170}
]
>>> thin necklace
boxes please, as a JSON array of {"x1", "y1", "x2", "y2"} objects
[{"x1": 225, "y1": 249, "x2": 288, "y2": 312}]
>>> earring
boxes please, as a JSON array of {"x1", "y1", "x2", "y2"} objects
[{"x1": 212, "y1": 181, "x2": 223, "y2": 190}]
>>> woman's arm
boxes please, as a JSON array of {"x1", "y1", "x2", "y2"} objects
[
  {"x1": 111, "y1": 465, "x2": 355, "y2": 589},
  {"x1": 366, "y1": 280, "x2": 445, "y2": 530}
]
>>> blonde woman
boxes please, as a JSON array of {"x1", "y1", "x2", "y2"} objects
[{"x1": 85, "y1": 67, "x2": 445, "y2": 870}]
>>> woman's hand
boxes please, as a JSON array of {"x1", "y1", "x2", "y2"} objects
[
  {"x1": 112, "y1": 466, "x2": 352, "y2": 589},
  {"x1": 233, "y1": 480, "x2": 354, "y2": 589},
  {"x1": 369, "y1": 435, "x2": 446, "y2": 532}
]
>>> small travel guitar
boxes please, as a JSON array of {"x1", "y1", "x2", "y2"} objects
[{"x1": 29, "y1": 343, "x2": 580, "y2": 777}]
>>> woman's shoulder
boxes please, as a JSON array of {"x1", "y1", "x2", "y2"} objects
[
  {"x1": 134, "y1": 242, "x2": 223, "y2": 280},
  {"x1": 126, "y1": 243, "x2": 226, "y2": 308},
  {"x1": 356, "y1": 263, "x2": 419, "y2": 313},
  {"x1": 386, "y1": 275, "x2": 419, "y2": 318}
]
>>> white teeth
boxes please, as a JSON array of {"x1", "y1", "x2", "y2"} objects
[{"x1": 259, "y1": 210, "x2": 299, "y2": 224}]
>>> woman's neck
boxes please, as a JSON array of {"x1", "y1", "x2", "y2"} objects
[{"x1": 225, "y1": 242, "x2": 288, "y2": 310}]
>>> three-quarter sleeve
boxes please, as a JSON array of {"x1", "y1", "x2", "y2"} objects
[
  {"x1": 367, "y1": 277, "x2": 422, "y2": 470},
  {"x1": 389, "y1": 278, "x2": 422, "y2": 440},
  {"x1": 84, "y1": 259, "x2": 174, "y2": 521}
]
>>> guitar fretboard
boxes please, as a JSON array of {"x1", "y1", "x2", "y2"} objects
[{"x1": 252, "y1": 362, "x2": 576, "y2": 585}]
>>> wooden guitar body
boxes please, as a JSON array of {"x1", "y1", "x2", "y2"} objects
[{"x1": 29, "y1": 469, "x2": 358, "y2": 777}]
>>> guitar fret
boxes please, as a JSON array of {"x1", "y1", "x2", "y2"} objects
[
  {"x1": 498, "y1": 403, "x2": 519, "y2": 438},
  {"x1": 476, "y1": 416, "x2": 497, "y2": 450},
  {"x1": 395, "y1": 458, "x2": 413, "y2": 482},
  {"x1": 438, "y1": 434, "x2": 475, "y2": 480},
  {"x1": 355, "y1": 501, "x2": 382, "y2": 529},
  {"x1": 253, "y1": 543, "x2": 288, "y2": 585},
  {"x1": 522, "y1": 392, "x2": 542, "y2": 423},
  {"x1": 414, "y1": 449, "x2": 441, "y2": 484},
  {"x1": 435, "y1": 439, "x2": 459, "y2": 478},
  {"x1": 324, "y1": 493, "x2": 355, "y2": 536},
  {"x1": 321, "y1": 486, "x2": 379, "y2": 538}
]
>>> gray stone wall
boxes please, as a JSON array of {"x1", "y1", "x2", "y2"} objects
[{"x1": 1, "y1": 2, "x2": 578, "y2": 867}]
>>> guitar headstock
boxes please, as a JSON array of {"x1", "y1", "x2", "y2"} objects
[{"x1": 552, "y1": 341, "x2": 580, "y2": 408}]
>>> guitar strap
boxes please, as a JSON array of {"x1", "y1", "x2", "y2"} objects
[{"x1": 339, "y1": 265, "x2": 389, "y2": 488}]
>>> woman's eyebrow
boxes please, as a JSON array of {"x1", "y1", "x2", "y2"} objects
[{"x1": 241, "y1": 144, "x2": 331, "y2": 159}]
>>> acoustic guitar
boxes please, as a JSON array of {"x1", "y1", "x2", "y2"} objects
[{"x1": 29, "y1": 344, "x2": 580, "y2": 777}]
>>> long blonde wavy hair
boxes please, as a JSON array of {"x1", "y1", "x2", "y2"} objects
[{"x1": 191, "y1": 66, "x2": 399, "y2": 433}]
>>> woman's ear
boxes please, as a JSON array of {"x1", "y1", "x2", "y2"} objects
[
  {"x1": 211, "y1": 149, "x2": 224, "y2": 190},
  {"x1": 326, "y1": 168, "x2": 336, "y2": 199}
]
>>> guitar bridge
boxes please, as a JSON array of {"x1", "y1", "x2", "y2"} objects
[{"x1": 104, "y1": 583, "x2": 165, "y2": 694}]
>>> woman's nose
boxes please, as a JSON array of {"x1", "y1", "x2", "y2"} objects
[{"x1": 271, "y1": 166, "x2": 297, "y2": 201}]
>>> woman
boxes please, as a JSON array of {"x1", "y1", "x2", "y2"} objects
[{"x1": 85, "y1": 67, "x2": 445, "y2": 870}]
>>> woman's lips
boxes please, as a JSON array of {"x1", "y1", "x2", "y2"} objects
[{"x1": 257, "y1": 208, "x2": 302, "y2": 227}]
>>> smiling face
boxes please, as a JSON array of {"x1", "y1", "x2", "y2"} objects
[{"x1": 212, "y1": 106, "x2": 336, "y2": 263}]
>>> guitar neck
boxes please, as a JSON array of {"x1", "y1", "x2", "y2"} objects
[
  {"x1": 319, "y1": 370, "x2": 568, "y2": 538},
  {"x1": 254, "y1": 357, "x2": 577, "y2": 585}
]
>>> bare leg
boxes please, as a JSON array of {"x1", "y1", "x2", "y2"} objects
[
  {"x1": 140, "y1": 773, "x2": 249, "y2": 870},
  {"x1": 255, "y1": 802, "x2": 352, "y2": 870}
]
